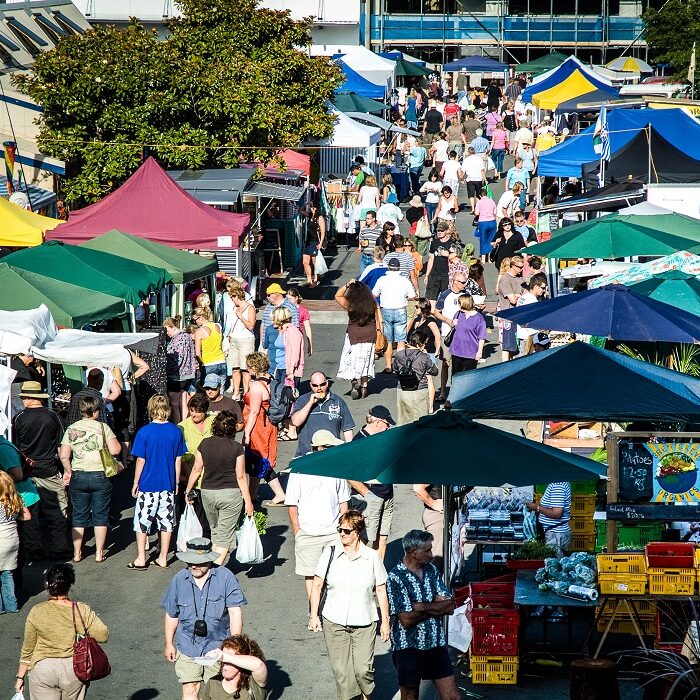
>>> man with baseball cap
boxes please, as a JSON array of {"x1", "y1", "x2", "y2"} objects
[
  {"x1": 201, "y1": 373, "x2": 243, "y2": 430},
  {"x1": 161, "y1": 537, "x2": 247, "y2": 700},
  {"x1": 285, "y1": 429, "x2": 350, "y2": 609},
  {"x1": 13, "y1": 381, "x2": 69, "y2": 560},
  {"x1": 261, "y1": 282, "x2": 299, "y2": 355}
]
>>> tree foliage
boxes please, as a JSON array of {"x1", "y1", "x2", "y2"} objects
[
  {"x1": 643, "y1": 0, "x2": 700, "y2": 81},
  {"x1": 14, "y1": 0, "x2": 342, "y2": 205}
]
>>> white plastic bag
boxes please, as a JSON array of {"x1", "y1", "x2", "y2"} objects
[
  {"x1": 447, "y1": 603, "x2": 472, "y2": 652},
  {"x1": 314, "y1": 252, "x2": 328, "y2": 276},
  {"x1": 177, "y1": 504, "x2": 203, "y2": 552},
  {"x1": 11, "y1": 693, "x2": 25, "y2": 700},
  {"x1": 236, "y1": 515, "x2": 264, "y2": 564}
]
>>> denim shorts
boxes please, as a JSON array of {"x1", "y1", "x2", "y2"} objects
[
  {"x1": 382, "y1": 307, "x2": 408, "y2": 343},
  {"x1": 203, "y1": 362, "x2": 227, "y2": 383},
  {"x1": 69, "y1": 470, "x2": 113, "y2": 527},
  {"x1": 303, "y1": 243, "x2": 319, "y2": 256}
]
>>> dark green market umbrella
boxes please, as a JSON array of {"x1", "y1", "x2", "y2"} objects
[
  {"x1": 628, "y1": 270, "x2": 700, "y2": 317},
  {"x1": 394, "y1": 58, "x2": 432, "y2": 77},
  {"x1": 291, "y1": 410, "x2": 605, "y2": 486},
  {"x1": 333, "y1": 92, "x2": 386, "y2": 114}
]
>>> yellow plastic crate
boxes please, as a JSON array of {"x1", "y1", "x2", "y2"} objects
[
  {"x1": 470, "y1": 656, "x2": 518, "y2": 685},
  {"x1": 571, "y1": 517, "x2": 597, "y2": 533},
  {"x1": 598, "y1": 573, "x2": 647, "y2": 595},
  {"x1": 571, "y1": 533, "x2": 597, "y2": 552},
  {"x1": 571, "y1": 494, "x2": 597, "y2": 515},
  {"x1": 648, "y1": 568, "x2": 696, "y2": 596},
  {"x1": 597, "y1": 553, "x2": 647, "y2": 574},
  {"x1": 597, "y1": 617, "x2": 656, "y2": 635},
  {"x1": 598, "y1": 599, "x2": 656, "y2": 621},
  {"x1": 694, "y1": 548, "x2": 700, "y2": 569}
]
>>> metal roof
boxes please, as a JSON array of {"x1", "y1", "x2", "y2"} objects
[
  {"x1": 245, "y1": 180, "x2": 306, "y2": 202},
  {"x1": 167, "y1": 168, "x2": 254, "y2": 206}
]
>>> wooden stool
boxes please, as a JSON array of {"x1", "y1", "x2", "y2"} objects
[{"x1": 570, "y1": 658, "x2": 620, "y2": 700}]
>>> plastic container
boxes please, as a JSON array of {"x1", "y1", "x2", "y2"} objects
[
  {"x1": 506, "y1": 558, "x2": 545, "y2": 571},
  {"x1": 646, "y1": 543, "x2": 695, "y2": 569},
  {"x1": 470, "y1": 656, "x2": 518, "y2": 685},
  {"x1": 571, "y1": 517, "x2": 597, "y2": 533},
  {"x1": 597, "y1": 617, "x2": 656, "y2": 635},
  {"x1": 469, "y1": 576, "x2": 515, "y2": 610},
  {"x1": 597, "y1": 553, "x2": 647, "y2": 574},
  {"x1": 647, "y1": 568, "x2": 696, "y2": 596},
  {"x1": 470, "y1": 609, "x2": 520, "y2": 656},
  {"x1": 596, "y1": 522, "x2": 664, "y2": 551},
  {"x1": 571, "y1": 533, "x2": 597, "y2": 552},
  {"x1": 598, "y1": 573, "x2": 647, "y2": 595},
  {"x1": 598, "y1": 599, "x2": 656, "y2": 621},
  {"x1": 571, "y1": 494, "x2": 597, "y2": 514}
]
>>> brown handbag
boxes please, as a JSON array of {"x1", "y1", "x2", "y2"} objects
[{"x1": 72, "y1": 602, "x2": 111, "y2": 683}]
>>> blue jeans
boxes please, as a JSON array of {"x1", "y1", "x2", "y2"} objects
[
  {"x1": 203, "y1": 362, "x2": 227, "y2": 384},
  {"x1": 491, "y1": 149, "x2": 506, "y2": 174},
  {"x1": 409, "y1": 167, "x2": 423, "y2": 194},
  {"x1": 425, "y1": 202, "x2": 438, "y2": 226},
  {"x1": 360, "y1": 253, "x2": 374, "y2": 276},
  {"x1": 382, "y1": 307, "x2": 408, "y2": 343},
  {"x1": 519, "y1": 191, "x2": 527, "y2": 211},
  {"x1": 0, "y1": 569, "x2": 17, "y2": 613},
  {"x1": 69, "y1": 470, "x2": 113, "y2": 527}
]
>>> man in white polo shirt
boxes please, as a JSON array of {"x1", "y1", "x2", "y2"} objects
[{"x1": 286, "y1": 430, "x2": 350, "y2": 612}]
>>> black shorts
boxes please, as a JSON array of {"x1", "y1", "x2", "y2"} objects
[
  {"x1": 466, "y1": 180, "x2": 482, "y2": 199},
  {"x1": 111, "y1": 391, "x2": 132, "y2": 442},
  {"x1": 393, "y1": 647, "x2": 454, "y2": 689},
  {"x1": 426, "y1": 273, "x2": 449, "y2": 301}
]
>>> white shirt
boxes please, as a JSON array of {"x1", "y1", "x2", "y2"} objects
[
  {"x1": 497, "y1": 191, "x2": 519, "y2": 219},
  {"x1": 462, "y1": 154, "x2": 485, "y2": 182},
  {"x1": 516, "y1": 290, "x2": 538, "y2": 340},
  {"x1": 437, "y1": 290, "x2": 461, "y2": 335},
  {"x1": 441, "y1": 160, "x2": 462, "y2": 183},
  {"x1": 284, "y1": 473, "x2": 350, "y2": 536},
  {"x1": 420, "y1": 180, "x2": 442, "y2": 204},
  {"x1": 315, "y1": 543, "x2": 388, "y2": 626},
  {"x1": 377, "y1": 202, "x2": 404, "y2": 227},
  {"x1": 372, "y1": 271, "x2": 416, "y2": 310},
  {"x1": 514, "y1": 127, "x2": 533, "y2": 145},
  {"x1": 432, "y1": 140, "x2": 449, "y2": 161}
]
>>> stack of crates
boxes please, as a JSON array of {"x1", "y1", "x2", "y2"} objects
[
  {"x1": 596, "y1": 599, "x2": 656, "y2": 635},
  {"x1": 595, "y1": 521, "x2": 664, "y2": 553},
  {"x1": 468, "y1": 575, "x2": 519, "y2": 685},
  {"x1": 646, "y1": 543, "x2": 696, "y2": 596},
  {"x1": 535, "y1": 481, "x2": 597, "y2": 552}
]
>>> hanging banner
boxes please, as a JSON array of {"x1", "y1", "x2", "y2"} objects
[{"x1": 3, "y1": 141, "x2": 16, "y2": 195}]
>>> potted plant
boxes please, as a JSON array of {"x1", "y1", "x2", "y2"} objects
[{"x1": 506, "y1": 540, "x2": 557, "y2": 570}]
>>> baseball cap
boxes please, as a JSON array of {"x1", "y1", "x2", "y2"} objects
[
  {"x1": 387, "y1": 257, "x2": 400, "y2": 270},
  {"x1": 266, "y1": 282, "x2": 286, "y2": 295},
  {"x1": 369, "y1": 405, "x2": 396, "y2": 426},
  {"x1": 202, "y1": 373, "x2": 222, "y2": 389},
  {"x1": 311, "y1": 430, "x2": 344, "y2": 448}
]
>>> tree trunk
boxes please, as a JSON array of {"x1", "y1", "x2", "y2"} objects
[{"x1": 570, "y1": 658, "x2": 620, "y2": 700}]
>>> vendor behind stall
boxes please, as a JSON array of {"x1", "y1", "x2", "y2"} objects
[{"x1": 527, "y1": 481, "x2": 571, "y2": 557}]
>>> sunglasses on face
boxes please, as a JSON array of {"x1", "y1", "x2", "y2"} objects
[
  {"x1": 337, "y1": 527, "x2": 354, "y2": 535},
  {"x1": 311, "y1": 380, "x2": 328, "y2": 388},
  {"x1": 503, "y1": 223, "x2": 512, "y2": 227}
]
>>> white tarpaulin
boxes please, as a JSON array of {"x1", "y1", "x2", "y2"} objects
[
  {"x1": 32, "y1": 329, "x2": 159, "y2": 367},
  {"x1": 0, "y1": 305, "x2": 57, "y2": 356},
  {"x1": 0, "y1": 362, "x2": 16, "y2": 435}
]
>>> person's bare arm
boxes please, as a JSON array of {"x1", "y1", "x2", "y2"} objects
[
  {"x1": 318, "y1": 216, "x2": 326, "y2": 250},
  {"x1": 424, "y1": 255, "x2": 434, "y2": 286},
  {"x1": 412, "y1": 483, "x2": 442, "y2": 511},
  {"x1": 185, "y1": 451, "x2": 204, "y2": 496},
  {"x1": 243, "y1": 384, "x2": 262, "y2": 444},
  {"x1": 288, "y1": 504, "x2": 301, "y2": 535},
  {"x1": 377, "y1": 584, "x2": 391, "y2": 641},
  {"x1": 410, "y1": 268, "x2": 419, "y2": 295},
  {"x1": 105, "y1": 379, "x2": 121, "y2": 402},
  {"x1": 290, "y1": 396, "x2": 317, "y2": 428},
  {"x1": 228, "y1": 606, "x2": 243, "y2": 636},
  {"x1": 308, "y1": 575, "x2": 324, "y2": 629},
  {"x1": 339, "y1": 499, "x2": 349, "y2": 515},
  {"x1": 194, "y1": 331, "x2": 203, "y2": 363},
  {"x1": 348, "y1": 479, "x2": 369, "y2": 496},
  {"x1": 131, "y1": 352, "x2": 149, "y2": 380},
  {"x1": 174, "y1": 456, "x2": 181, "y2": 495},
  {"x1": 236, "y1": 453, "x2": 254, "y2": 517},
  {"x1": 59, "y1": 444, "x2": 72, "y2": 484},
  {"x1": 107, "y1": 436, "x2": 121, "y2": 457},
  {"x1": 132, "y1": 457, "x2": 145, "y2": 497},
  {"x1": 334, "y1": 284, "x2": 350, "y2": 309},
  {"x1": 164, "y1": 613, "x2": 178, "y2": 662},
  {"x1": 303, "y1": 319, "x2": 313, "y2": 356}
]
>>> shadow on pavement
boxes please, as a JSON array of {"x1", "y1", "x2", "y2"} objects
[
  {"x1": 265, "y1": 659, "x2": 292, "y2": 700},
  {"x1": 127, "y1": 689, "x2": 159, "y2": 700}
]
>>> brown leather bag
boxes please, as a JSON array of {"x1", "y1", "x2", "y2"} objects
[{"x1": 72, "y1": 602, "x2": 111, "y2": 683}]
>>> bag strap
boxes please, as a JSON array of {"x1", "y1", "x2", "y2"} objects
[
  {"x1": 322, "y1": 545, "x2": 336, "y2": 586},
  {"x1": 72, "y1": 601, "x2": 89, "y2": 636}
]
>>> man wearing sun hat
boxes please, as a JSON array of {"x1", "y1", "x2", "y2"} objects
[
  {"x1": 260, "y1": 282, "x2": 299, "y2": 353},
  {"x1": 162, "y1": 537, "x2": 247, "y2": 700},
  {"x1": 13, "y1": 380, "x2": 70, "y2": 560}
]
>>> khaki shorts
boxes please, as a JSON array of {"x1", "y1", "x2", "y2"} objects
[
  {"x1": 226, "y1": 336, "x2": 255, "y2": 372},
  {"x1": 439, "y1": 342, "x2": 452, "y2": 364},
  {"x1": 294, "y1": 530, "x2": 338, "y2": 576},
  {"x1": 406, "y1": 299, "x2": 417, "y2": 325},
  {"x1": 351, "y1": 493, "x2": 394, "y2": 542},
  {"x1": 175, "y1": 651, "x2": 219, "y2": 685}
]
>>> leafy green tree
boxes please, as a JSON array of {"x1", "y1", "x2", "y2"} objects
[
  {"x1": 14, "y1": 0, "x2": 342, "y2": 205},
  {"x1": 643, "y1": 0, "x2": 700, "y2": 82}
]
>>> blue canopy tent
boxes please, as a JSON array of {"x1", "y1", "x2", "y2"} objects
[
  {"x1": 554, "y1": 88, "x2": 620, "y2": 114},
  {"x1": 522, "y1": 56, "x2": 614, "y2": 103},
  {"x1": 441, "y1": 56, "x2": 508, "y2": 73},
  {"x1": 538, "y1": 124, "x2": 596, "y2": 178},
  {"x1": 450, "y1": 342, "x2": 700, "y2": 422},
  {"x1": 336, "y1": 61, "x2": 385, "y2": 99}
]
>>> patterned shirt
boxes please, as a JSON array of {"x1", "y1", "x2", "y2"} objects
[
  {"x1": 539, "y1": 481, "x2": 571, "y2": 532},
  {"x1": 387, "y1": 562, "x2": 449, "y2": 651}
]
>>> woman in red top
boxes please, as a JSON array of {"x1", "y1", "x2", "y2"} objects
[
  {"x1": 489, "y1": 121, "x2": 509, "y2": 180},
  {"x1": 242, "y1": 352, "x2": 286, "y2": 507}
]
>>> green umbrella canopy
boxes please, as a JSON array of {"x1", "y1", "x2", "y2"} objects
[
  {"x1": 0, "y1": 263, "x2": 127, "y2": 328},
  {"x1": 628, "y1": 270, "x2": 700, "y2": 317},
  {"x1": 394, "y1": 58, "x2": 432, "y2": 77},
  {"x1": 517, "y1": 52, "x2": 569, "y2": 73},
  {"x1": 523, "y1": 214, "x2": 700, "y2": 259},
  {"x1": 4, "y1": 240, "x2": 171, "y2": 306},
  {"x1": 333, "y1": 92, "x2": 386, "y2": 114},
  {"x1": 291, "y1": 410, "x2": 605, "y2": 486},
  {"x1": 80, "y1": 230, "x2": 218, "y2": 285}
]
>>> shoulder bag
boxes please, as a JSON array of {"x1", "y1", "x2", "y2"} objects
[
  {"x1": 98, "y1": 422, "x2": 123, "y2": 478},
  {"x1": 443, "y1": 311, "x2": 460, "y2": 348},
  {"x1": 72, "y1": 602, "x2": 111, "y2": 683},
  {"x1": 318, "y1": 545, "x2": 336, "y2": 615}
]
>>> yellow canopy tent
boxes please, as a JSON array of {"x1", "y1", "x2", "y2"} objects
[
  {"x1": 0, "y1": 195, "x2": 61, "y2": 247},
  {"x1": 532, "y1": 70, "x2": 602, "y2": 110}
]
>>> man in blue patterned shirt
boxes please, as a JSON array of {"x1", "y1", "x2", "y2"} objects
[{"x1": 386, "y1": 530, "x2": 460, "y2": 700}]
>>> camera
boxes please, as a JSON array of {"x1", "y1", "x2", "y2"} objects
[{"x1": 193, "y1": 619, "x2": 208, "y2": 637}]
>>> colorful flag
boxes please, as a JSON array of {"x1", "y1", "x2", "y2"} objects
[
  {"x1": 3, "y1": 141, "x2": 15, "y2": 194},
  {"x1": 592, "y1": 106, "x2": 609, "y2": 160},
  {"x1": 689, "y1": 42, "x2": 696, "y2": 87}
]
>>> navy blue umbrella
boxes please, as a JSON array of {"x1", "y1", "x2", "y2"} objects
[{"x1": 496, "y1": 284, "x2": 700, "y2": 343}]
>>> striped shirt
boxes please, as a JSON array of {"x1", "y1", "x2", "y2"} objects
[
  {"x1": 359, "y1": 225, "x2": 382, "y2": 252},
  {"x1": 261, "y1": 298, "x2": 299, "y2": 349},
  {"x1": 539, "y1": 482, "x2": 571, "y2": 532},
  {"x1": 386, "y1": 252, "x2": 415, "y2": 281}
]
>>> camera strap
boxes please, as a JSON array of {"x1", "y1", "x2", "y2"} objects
[{"x1": 190, "y1": 575, "x2": 212, "y2": 621}]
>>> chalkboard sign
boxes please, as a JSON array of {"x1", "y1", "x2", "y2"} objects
[
  {"x1": 618, "y1": 440, "x2": 654, "y2": 502},
  {"x1": 608, "y1": 503, "x2": 700, "y2": 521}
]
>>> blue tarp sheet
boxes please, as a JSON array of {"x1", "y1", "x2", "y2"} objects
[{"x1": 336, "y1": 61, "x2": 385, "y2": 99}]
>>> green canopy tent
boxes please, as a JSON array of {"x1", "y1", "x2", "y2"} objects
[
  {"x1": 4, "y1": 240, "x2": 171, "y2": 307},
  {"x1": 332, "y1": 92, "x2": 386, "y2": 114},
  {"x1": 628, "y1": 271, "x2": 700, "y2": 317},
  {"x1": 517, "y1": 52, "x2": 569, "y2": 74},
  {"x1": 393, "y1": 58, "x2": 432, "y2": 78},
  {"x1": 0, "y1": 263, "x2": 127, "y2": 328},
  {"x1": 523, "y1": 214, "x2": 700, "y2": 259},
  {"x1": 80, "y1": 230, "x2": 217, "y2": 285}
]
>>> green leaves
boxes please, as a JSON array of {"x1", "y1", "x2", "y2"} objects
[{"x1": 14, "y1": 2, "x2": 342, "y2": 205}]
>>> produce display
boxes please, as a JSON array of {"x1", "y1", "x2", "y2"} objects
[{"x1": 534, "y1": 552, "x2": 598, "y2": 595}]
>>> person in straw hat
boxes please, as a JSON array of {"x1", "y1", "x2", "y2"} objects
[{"x1": 161, "y1": 537, "x2": 247, "y2": 700}]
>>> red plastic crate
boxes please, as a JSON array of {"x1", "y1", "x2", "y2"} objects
[
  {"x1": 471, "y1": 609, "x2": 520, "y2": 656},
  {"x1": 646, "y1": 542, "x2": 695, "y2": 569},
  {"x1": 469, "y1": 578, "x2": 516, "y2": 610},
  {"x1": 655, "y1": 603, "x2": 692, "y2": 654},
  {"x1": 454, "y1": 586, "x2": 470, "y2": 608}
]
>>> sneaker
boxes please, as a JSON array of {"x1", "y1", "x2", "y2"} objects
[{"x1": 350, "y1": 385, "x2": 360, "y2": 400}]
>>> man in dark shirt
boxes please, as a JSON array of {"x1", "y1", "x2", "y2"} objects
[
  {"x1": 66, "y1": 368, "x2": 109, "y2": 426},
  {"x1": 422, "y1": 102, "x2": 444, "y2": 149},
  {"x1": 13, "y1": 381, "x2": 69, "y2": 559},
  {"x1": 202, "y1": 374, "x2": 244, "y2": 431},
  {"x1": 10, "y1": 353, "x2": 45, "y2": 415}
]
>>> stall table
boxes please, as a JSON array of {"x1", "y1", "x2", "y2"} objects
[{"x1": 388, "y1": 167, "x2": 410, "y2": 202}]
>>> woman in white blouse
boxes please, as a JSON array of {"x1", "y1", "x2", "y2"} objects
[{"x1": 309, "y1": 510, "x2": 390, "y2": 700}]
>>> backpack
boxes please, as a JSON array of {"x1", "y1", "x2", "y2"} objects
[
  {"x1": 268, "y1": 378, "x2": 297, "y2": 426},
  {"x1": 395, "y1": 351, "x2": 420, "y2": 391}
]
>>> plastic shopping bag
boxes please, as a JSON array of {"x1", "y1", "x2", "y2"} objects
[
  {"x1": 177, "y1": 504, "x2": 203, "y2": 552},
  {"x1": 447, "y1": 603, "x2": 472, "y2": 653},
  {"x1": 314, "y1": 252, "x2": 328, "y2": 276},
  {"x1": 11, "y1": 693, "x2": 25, "y2": 700},
  {"x1": 236, "y1": 515, "x2": 264, "y2": 564}
]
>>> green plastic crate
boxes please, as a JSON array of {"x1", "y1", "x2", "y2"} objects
[
  {"x1": 595, "y1": 522, "x2": 664, "y2": 552},
  {"x1": 535, "y1": 481, "x2": 598, "y2": 496}
]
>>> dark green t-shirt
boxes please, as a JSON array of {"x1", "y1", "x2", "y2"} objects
[{"x1": 200, "y1": 675, "x2": 267, "y2": 700}]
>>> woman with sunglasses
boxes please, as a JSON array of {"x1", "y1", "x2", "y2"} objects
[
  {"x1": 309, "y1": 510, "x2": 390, "y2": 700},
  {"x1": 491, "y1": 217, "x2": 523, "y2": 270},
  {"x1": 432, "y1": 185, "x2": 459, "y2": 226}
]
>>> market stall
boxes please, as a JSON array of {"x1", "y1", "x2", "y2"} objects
[{"x1": 0, "y1": 194, "x2": 61, "y2": 247}]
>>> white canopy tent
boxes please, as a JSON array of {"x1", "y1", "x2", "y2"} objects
[
  {"x1": 0, "y1": 305, "x2": 57, "y2": 356},
  {"x1": 310, "y1": 45, "x2": 395, "y2": 92}
]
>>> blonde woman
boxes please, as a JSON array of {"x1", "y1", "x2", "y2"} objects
[
  {"x1": 193, "y1": 307, "x2": 226, "y2": 387},
  {"x1": 380, "y1": 172, "x2": 399, "y2": 205},
  {"x1": 357, "y1": 175, "x2": 380, "y2": 229},
  {"x1": 225, "y1": 284, "x2": 256, "y2": 401},
  {"x1": 449, "y1": 295, "x2": 487, "y2": 374},
  {"x1": 272, "y1": 306, "x2": 304, "y2": 441}
]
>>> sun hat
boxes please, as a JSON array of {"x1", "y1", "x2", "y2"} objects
[
  {"x1": 368, "y1": 405, "x2": 396, "y2": 426},
  {"x1": 202, "y1": 374, "x2": 222, "y2": 390},
  {"x1": 175, "y1": 538, "x2": 219, "y2": 565},
  {"x1": 310, "y1": 430, "x2": 344, "y2": 448},
  {"x1": 266, "y1": 282, "x2": 286, "y2": 295},
  {"x1": 19, "y1": 381, "x2": 48, "y2": 399},
  {"x1": 409, "y1": 195, "x2": 423, "y2": 207}
]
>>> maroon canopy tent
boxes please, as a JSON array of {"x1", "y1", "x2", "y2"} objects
[{"x1": 49, "y1": 157, "x2": 250, "y2": 249}]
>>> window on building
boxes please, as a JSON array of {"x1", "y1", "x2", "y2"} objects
[
  {"x1": 508, "y1": 0, "x2": 619, "y2": 13},
  {"x1": 385, "y1": 0, "x2": 476, "y2": 12}
]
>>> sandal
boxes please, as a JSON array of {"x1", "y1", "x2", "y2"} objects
[
  {"x1": 126, "y1": 561, "x2": 149, "y2": 571},
  {"x1": 381, "y1": 368, "x2": 394, "y2": 374},
  {"x1": 95, "y1": 554, "x2": 107, "y2": 564},
  {"x1": 278, "y1": 431, "x2": 295, "y2": 442}
]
